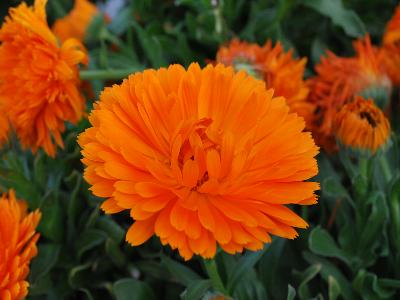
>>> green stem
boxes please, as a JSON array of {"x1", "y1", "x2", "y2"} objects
[
  {"x1": 359, "y1": 158, "x2": 369, "y2": 178},
  {"x1": 379, "y1": 155, "x2": 392, "y2": 184},
  {"x1": 203, "y1": 259, "x2": 227, "y2": 295},
  {"x1": 80, "y1": 68, "x2": 142, "y2": 81}
]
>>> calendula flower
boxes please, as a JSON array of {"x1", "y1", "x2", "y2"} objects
[
  {"x1": 308, "y1": 36, "x2": 391, "y2": 151},
  {"x1": 382, "y1": 5, "x2": 400, "y2": 85},
  {"x1": 0, "y1": 190, "x2": 41, "y2": 300},
  {"x1": 79, "y1": 63, "x2": 319, "y2": 260},
  {"x1": 216, "y1": 39, "x2": 314, "y2": 125},
  {"x1": 334, "y1": 96, "x2": 390, "y2": 153},
  {"x1": 52, "y1": 0, "x2": 101, "y2": 42},
  {"x1": 0, "y1": 0, "x2": 88, "y2": 156}
]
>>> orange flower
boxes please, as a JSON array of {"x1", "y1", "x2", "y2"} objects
[
  {"x1": 52, "y1": 0, "x2": 100, "y2": 42},
  {"x1": 216, "y1": 39, "x2": 314, "y2": 125},
  {"x1": 382, "y1": 5, "x2": 400, "y2": 85},
  {"x1": 0, "y1": 190, "x2": 41, "y2": 300},
  {"x1": 0, "y1": 0, "x2": 88, "y2": 156},
  {"x1": 334, "y1": 96, "x2": 390, "y2": 153},
  {"x1": 308, "y1": 36, "x2": 391, "y2": 151},
  {"x1": 79, "y1": 63, "x2": 319, "y2": 260}
]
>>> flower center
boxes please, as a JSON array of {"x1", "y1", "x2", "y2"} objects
[
  {"x1": 233, "y1": 58, "x2": 263, "y2": 79},
  {"x1": 359, "y1": 111, "x2": 377, "y2": 127}
]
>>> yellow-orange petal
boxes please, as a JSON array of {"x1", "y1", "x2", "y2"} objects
[
  {"x1": 0, "y1": 190, "x2": 41, "y2": 300},
  {"x1": 79, "y1": 63, "x2": 319, "y2": 259}
]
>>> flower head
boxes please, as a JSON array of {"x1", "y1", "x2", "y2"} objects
[
  {"x1": 216, "y1": 39, "x2": 313, "y2": 125},
  {"x1": 334, "y1": 96, "x2": 390, "y2": 153},
  {"x1": 0, "y1": 190, "x2": 41, "y2": 300},
  {"x1": 308, "y1": 36, "x2": 391, "y2": 151},
  {"x1": 79, "y1": 63, "x2": 319, "y2": 260},
  {"x1": 382, "y1": 5, "x2": 400, "y2": 85},
  {"x1": 0, "y1": 0, "x2": 88, "y2": 156},
  {"x1": 52, "y1": 0, "x2": 102, "y2": 42}
]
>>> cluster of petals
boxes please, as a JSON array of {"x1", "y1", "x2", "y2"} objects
[
  {"x1": 0, "y1": 0, "x2": 87, "y2": 156},
  {"x1": 216, "y1": 39, "x2": 314, "y2": 126},
  {"x1": 52, "y1": 0, "x2": 102, "y2": 42},
  {"x1": 308, "y1": 36, "x2": 391, "y2": 151},
  {"x1": 334, "y1": 96, "x2": 390, "y2": 153},
  {"x1": 0, "y1": 190, "x2": 41, "y2": 300},
  {"x1": 79, "y1": 63, "x2": 319, "y2": 260}
]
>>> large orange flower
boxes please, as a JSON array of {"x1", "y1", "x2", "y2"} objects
[
  {"x1": 334, "y1": 96, "x2": 390, "y2": 153},
  {"x1": 0, "y1": 190, "x2": 41, "y2": 300},
  {"x1": 0, "y1": 0, "x2": 88, "y2": 156},
  {"x1": 382, "y1": 5, "x2": 400, "y2": 85},
  {"x1": 216, "y1": 39, "x2": 314, "y2": 125},
  {"x1": 52, "y1": 0, "x2": 101, "y2": 43},
  {"x1": 79, "y1": 63, "x2": 319, "y2": 260},
  {"x1": 308, "y1": 36, "x2": 391, "y2": 151}
]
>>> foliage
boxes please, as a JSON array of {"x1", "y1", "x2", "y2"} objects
[{"x1": 0, "y1": 0, "x2": 399, "y2": 299}]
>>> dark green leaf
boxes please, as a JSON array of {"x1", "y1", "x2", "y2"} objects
[
  {"x1": 180, "y1": 279, "x2": 211, "y2": 300},
  {"x1": 113, "y1": 278, "x2": 156, "y2": 300},
  {"x1": 303, "y1": 0, "x2": 366, "y2": 37}
]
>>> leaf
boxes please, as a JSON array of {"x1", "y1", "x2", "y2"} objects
[
  {"x1": 29, "y1": 244, "x2": 61, "y2": 283},
  {"x1": 303, "y1": 252, "x2": 354, "y2": 300},
  {"x1": 76, "y1": 229, "x2": 107, "y2": 259},
  {"x1": 329, "y1": 276, "x2": 341, "y2": 300},
  {"x1": 353, "y1": 270, "x2": 398, "y2": 300},
  {"x1": 303, "y1": 0, "x2": 366, "y2": 37},
  {"x1": 38, "y1": 194, "x2": 64, "y2": 242},
  {"x1": 309, "y1": 226, "x2": 350, "y2": 266},
  {"x1": 227, "y1": 248, "x2": 267, "y2": 293},
  {"x1": 105, "y1": 238, "x2": 127, "y2": 268},
  {"x1": 131, "y1": 21, "x2": 167, "y2": 68},
  {"x1": 322, "y1": 177, "x2": 351, "y2": 201},
  {"x1": 287, "y1": 285, "x2": 296, "y2": 300},
  {"x1": 296, "y1": 264, "x2": 321, "y2": 300},
  {"x1": 97, "y1": 216, "x2": 125, "y2": 243},
  {"x1": 68, "y1": 263, "x2": 92, "y2": 289},
  {"x1": 180, "y1": 279, "x2": 211, "y2": 300},
  {"x1": 113, "y1": 278, "x2": 156, "y2": 300},
  {"x1": 161, "y1": 255, "x2": 202, "y2": 286}
]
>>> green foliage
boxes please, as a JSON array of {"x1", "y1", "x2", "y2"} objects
[{"x1": 1, "y1": 0, "x2": 400, "y2": 299}]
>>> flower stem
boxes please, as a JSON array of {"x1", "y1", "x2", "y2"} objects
[
  {"x1": 379, "y1": 155, "x2": 392, "y2": 184},
  {"x1": 80, "y1": 68, "x2": 142, "y2": 81},
  {"x1": 203, "y1": 258, "x2": 227, "y2": 295}
]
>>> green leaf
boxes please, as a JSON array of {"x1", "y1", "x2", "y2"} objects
[
  {"x1": 296, "y1": 264, "x2": 321, "y2": 300},
  {"x1": 329, "y1": 276, "x2": 341, "y2": 300},
  {"x1": 303, "y1": 0, "x2": 366, "y2": 37},
  {"x1": 303, "y1": 252, "x2": 354, "y2": 300},
  {"x1": 29, "y1": 244, "x2": 61, "y2": 283},
  {"x1": 227, "y1": 248, "x2": 267, "y2": 293},
  {"x1": 38, "y1": 194, "x2": 64, "y2": 242},
  {"x1": 180, "y1": 279, "x2": 211, "y2": 300},
  {"x1": 105, "y1": 238, "x2": 127, "y2": 268},
  {"x1": 68, "y1": 263, "x2": 92, "y2": 289},
  {"x1": 113, "y1": 278, "x2": 156, "y2": 300},
  {"x1": 76, "y1": 229, "x2": 107, "y2": 259},
  {"x1": 322, "y1": 177, "x2": 351, "y2": 202},
  {"x1": 97, "y1": 216, "x2": 125, "y2": 243},
  {"x1": 353, "y1": 270, "x2": 398, "y2": 300},
  {"x1": 309, "y1": 226, "x2": 350, "y2": 265},
  {"x1": 161, "y1": 256, "x2": 202, "y2": 286},
  {"x1": 287, "y1": 285, "x2": 296, "y2": 300}
]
